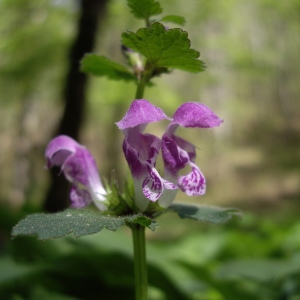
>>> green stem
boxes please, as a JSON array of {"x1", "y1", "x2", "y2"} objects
[
  {"x1": 131, "y1": 224, "x2": 148, "y2": 300},
  {"x1": 146, "y1": 17, "x2": 151, "y2": 28},
  {"x1": 135, "y1": 75, "x2": 147, "y2": 99},
  {"x1": 131, "y1": 62, "x2": 151, "y2": 299}
]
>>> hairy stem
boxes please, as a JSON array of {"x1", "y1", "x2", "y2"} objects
[{"x1": 131, "y1": 224, "x2": 148, "y2": 300}]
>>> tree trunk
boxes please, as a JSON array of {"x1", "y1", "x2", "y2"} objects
[{"x1": 44, "y1": 0, "x2": 108, "y2": 212}]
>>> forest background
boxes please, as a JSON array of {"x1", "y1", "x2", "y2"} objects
[{"x1": 0, "y1": 0, "x2": 300, "y2": 299}]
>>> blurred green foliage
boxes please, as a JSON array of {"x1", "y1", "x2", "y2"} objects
[{"x1": 1, "y1": 211, "x2": 300, "y2": 299}]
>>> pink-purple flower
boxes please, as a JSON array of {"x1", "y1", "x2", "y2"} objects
[
  {"x1": 45, "y1": 135, "x2": 107, "y2": 210},
  {"x1": 116, "y1": 99, "x2": 223, "y2": 211}
]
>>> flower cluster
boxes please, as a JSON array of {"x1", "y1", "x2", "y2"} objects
[{"x1": 45, "y1": 99, "x2": 222, "y2": 212}]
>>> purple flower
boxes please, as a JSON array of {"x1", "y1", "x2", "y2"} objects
[
  {"x1": 45, "y1": 135, "x2": 107, "y2": 210},
  {"x1": 160, "y1": 102, "x2": 223, "y2": 207},
  {"x1": 116, "y1": 99, "x2": 177, "y2": 211}
]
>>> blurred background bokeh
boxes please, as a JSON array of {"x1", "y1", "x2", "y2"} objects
[{"x1": 1, "y1": 0, "x2": 300, "y2": 299}]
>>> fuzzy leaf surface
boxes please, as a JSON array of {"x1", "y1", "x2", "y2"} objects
[
  {"x1": 12, "y1": 209, "x2": 157, "y2": 240},
  {"x1": 80, "y1": 54, "x2": 136, "y2": 81},
  {"x1": 170, "y1": 204, "x2": 239, "y2": 224},
  {"x1": 122, "y1": 22, "x2": 205, "y2": 73},
  {"x1": 127, "y1": 0, "x2": 162, "y2": 20}
]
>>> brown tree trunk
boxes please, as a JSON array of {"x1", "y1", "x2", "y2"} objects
[{"x1": 44, "y1": 0, "x2": 108, "y2": 212}]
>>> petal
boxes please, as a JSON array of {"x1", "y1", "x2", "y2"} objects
[
  {"x1": 172, "y1": 135, "x2": 196, "y2": 162},
  {"x1": 63, "y1": 147, "x2": 100, "y2": 188},
  {"x1": 122, "y1": 131, "x2": 161, "y2": 178},
  {"x1": 172, "y1": 102, "x2": 223, "y2": 128},
  {"x1": 132, "y1": 176, "x2": 151, "y2": 212},
  {"x1": 45, "y1": 135, "x2": 79, "y2": 168},
  {"x1": 158, "y1": 180, "x2": 178, "y2": 208},
  {"x1": 62, "y1": 147, "x2": 107, "y2": 209},
  {"x1": 142, "y1": 165, "x2": 164, "y2": 202},
  {"x1": 162, "y1": 179, "x2": 178, "y2": 190},
  {"x1": 178, "y1": 163, "x2": 206, "y2": 196},
  {"x1": 162, "y1": 134, "x2": 194, "y2": 176},
  {"x1": 142, "y1": 165, "x2": 178, "y2": 204},
  {"x1": 116, "y1": 99, "x2": 171, "y2": 131},
  {"x1": 70, "y1": 185, "x2": 92, "y2": 208}
]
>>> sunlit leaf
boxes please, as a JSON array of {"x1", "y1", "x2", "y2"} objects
[
  {"x1": 170, "y1": 204, "x2": 239, "y2": 224},
  {"x1": 122, "y1": 22, "x2": 205, "y2": 73},
  {"x1": 12, "y1": 209, "x2": 157, "y2": 240},
  {"x1": 127, "y1": 0, "x2": 162, "y2": 20}
]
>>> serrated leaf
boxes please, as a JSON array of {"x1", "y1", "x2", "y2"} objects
[
  {"x1": 160, "y1": 15, "x2": 186, "y2": 26},
  {"x1": 127, "y1": 0, "x2": 162, "y2": 20},
  {"x1": 122, "y1": 22, "x2": 205, "y2": 73},
  {"x1": 170, "y1": 204, "x2": 239, "y2": 224},
  {"x1": 80, "y1": 54, "x2": 136, "y2": 81},
  {"x1": 12, "y1": 209, "x2": 157, "y2": 240}
]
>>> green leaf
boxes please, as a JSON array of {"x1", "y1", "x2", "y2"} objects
[
  {"x1": 12, "y1": 209, "x2": 157, "y2": 240},
  {"x1": 132, "y1": 215, "x2": 158, "y2": 231},
  {"x1": 169, "y1": 204, "x2": 239, "y2": 224},
  {"x1": 160, "y1": 15, "x2": 186, "y2": 26},
  {"x1": 127, "y1": 0, "x2": 162, "y2": 20},
  {"x1": 217, "y1": 259, "x2": 300, "y2": 282},
  {"x1": 80, "y1": 54, "x2": 136, "y2": 82},
  {"x1": 122, "y1": 22, "x2": 205, "y2": 73}
]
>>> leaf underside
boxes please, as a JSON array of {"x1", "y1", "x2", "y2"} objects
[
  {"x1": 169, "y1": 203, "x2": 239, "y2": 224},
  {"x1": 12, "y1": 209, "x2": 158, "y2": 240},
  {"x1": 160, "y1": 15, "x2": 186, "y2": 26},
  {"x1": 122, "y1": 22, "x2": 205, "y2": 73}
]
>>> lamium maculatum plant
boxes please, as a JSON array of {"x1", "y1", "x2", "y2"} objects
[{"x1": 12, "y1": 1, "x2": 238, "y2": 300}]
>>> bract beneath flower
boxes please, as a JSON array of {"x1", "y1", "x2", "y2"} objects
[{"x1": 45, "y1": 135, "x2": 107, "y2": 211}]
